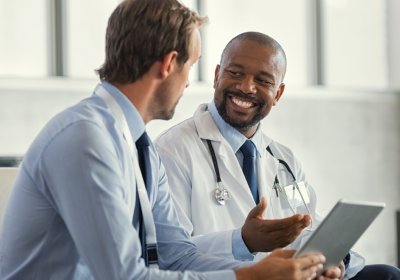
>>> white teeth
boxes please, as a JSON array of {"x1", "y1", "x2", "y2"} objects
[{"x1": 231, "y1": 96, "x2": 253, "y2": 108}]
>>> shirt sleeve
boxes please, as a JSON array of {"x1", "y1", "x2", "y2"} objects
[
  {"x1": 42, "y1": 121, "x2": 240, "y2": 280},
  {"x1": 232, "y1": 228, "x2": 255, "y2": 261},
  {"x1": 151, "y1": 149, "x2": 249, "y2": 272}
]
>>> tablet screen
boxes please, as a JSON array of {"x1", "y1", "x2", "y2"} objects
[{"x1": 294, "y1": 199, "x2": 385, "y2": 273}]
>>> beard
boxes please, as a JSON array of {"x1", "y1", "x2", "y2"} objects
[
  {"x1": 152, "y1": 97, "x2": 179, "y2": 121},
  {"x1": 150, "y1": 81, "x2": 181, "y2": 121},
  {"x1": 215, "y1": 89, "x2": 265, "y2": 131}
]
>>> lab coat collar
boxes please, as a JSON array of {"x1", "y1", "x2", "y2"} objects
[
  {"x1": 194, "y1": 103, "x2": 280, "y2": 206},
  {"x1": 207, "y1": 101, "x2": 264, "y2": 157},
  {"x1": 194, "y1": 103, "x2": 224, "y2": 142},
  {"x1": 194, "y1": 103, "x2": 274, "y2": 153}
]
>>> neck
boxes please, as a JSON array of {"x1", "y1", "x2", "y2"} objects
[
  {"x1": 238, "y1": 124, "x2": 259, "y2": 139},
  {"x1": 113, "y1": 77, "x2": 158, "y2": 124}
]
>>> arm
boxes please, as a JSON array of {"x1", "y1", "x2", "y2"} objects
[
  {"x1": 43, "y1": 121, "x2": 236, "y2": 279},
  {"x1": 155, "y1": 142, "x2": 241, "y2": 258},
  {"x1": 236, "y1": 249, "x2": 330, "y2": 280},
  {"x1": 151, "y1": 151, "x2": 247, "y2": 271}
]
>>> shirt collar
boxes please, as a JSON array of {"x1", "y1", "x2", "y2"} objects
[
  {"x1": 100, "y1": 81, "x2": 145, "y2": 142},
  {"x1": 208, "y1": 100, "x2": 263, "y2": 156}
]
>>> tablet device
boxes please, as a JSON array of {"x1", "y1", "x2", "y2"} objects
[{"x1": 294, "y1": 199, "x2": 385, "y2": 273}]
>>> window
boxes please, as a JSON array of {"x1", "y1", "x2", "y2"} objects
[
  {"x1": 322, "y1": 0, "x2": 387, "y2": 89},
  {"x1": 201, "y1": 0, "x2": 312, "y2": 86},
  {"x1": 0, "y1": 0, "x2": 48, "y2": 77},
  {"x1": 0, "y1": 0, "x2": 398, "y2": 91}
]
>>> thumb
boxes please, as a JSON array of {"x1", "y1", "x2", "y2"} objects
[{"x1": 247, "y1": 197, "x2": 267, "y2": 219}]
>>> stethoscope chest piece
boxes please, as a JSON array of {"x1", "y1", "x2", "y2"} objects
[{"x1": 214, "y1": 182, "x2": 230, "y2": 205}]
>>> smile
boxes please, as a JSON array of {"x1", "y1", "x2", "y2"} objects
[{"x1": 230, "y1": 96, "x2": 256, "y2": 109}]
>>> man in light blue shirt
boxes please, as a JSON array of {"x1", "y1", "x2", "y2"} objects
[{"x1": 0, "y1": 1, "x2": 330, "y2": 279}]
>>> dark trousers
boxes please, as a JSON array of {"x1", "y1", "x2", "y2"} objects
[{"x1": 351, "y1": 264, "x2": 400, "y2": 280}]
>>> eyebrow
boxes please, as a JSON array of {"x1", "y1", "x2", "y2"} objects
[{"x1": 226, "y1": 63, "x2": 276, "y2": 80}]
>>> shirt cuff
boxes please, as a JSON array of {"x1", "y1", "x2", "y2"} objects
[{"x1": 232, "y1": 228, "x2": 255, "y2": 261}]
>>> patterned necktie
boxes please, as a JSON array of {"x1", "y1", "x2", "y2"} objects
[
  {"x1": 240, "y1": 140, "x2": 259, "y2": 203},
  {"x1": 135, "y1": 131, "x2": 152, "y2": 264}
]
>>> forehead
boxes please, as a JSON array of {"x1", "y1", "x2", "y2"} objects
[
  {"x1": 221, "y1": 39, "x2": 280, "y2": 72},
  {"x1": 189, "y1": 29, "x2": 202, "y2": 61}
]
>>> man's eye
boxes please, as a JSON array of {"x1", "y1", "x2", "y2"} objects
[
  {"x1": 228, "y1": 70, "x2": 241, "y2": 77},
  {"x1": 257, "y1": 79, "x2": 273, "y2": 86}
]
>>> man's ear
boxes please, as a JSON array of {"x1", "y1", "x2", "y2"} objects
[
  {"x1": 273, "y1": 83, "x2": 285, "y2": 106},
  {"x1": 159, "y1": 51, "x2": 179, "y2": 79},
  {"x1": 213, "y1": 64, "x2": 220, "y2": 89}
]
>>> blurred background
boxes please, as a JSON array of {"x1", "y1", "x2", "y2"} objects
[{"x1": 0, "y1": 0, "x2": 399, "y2": 267}]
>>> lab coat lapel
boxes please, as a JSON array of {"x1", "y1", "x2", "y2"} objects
[
  {"x1": 257, "y1": 145, "x2": 279, "y2": 218},
  {"x1": 194, "y1": 104, "x2": 259, "y2": 208},
  {"x1": 258, "y1": 140, "x2": 280, "y2": 218}
]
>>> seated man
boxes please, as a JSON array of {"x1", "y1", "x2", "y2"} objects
[
  {"x1": 155, "y1": 31, "x2": 400, "y2": 279},
  {"x1": 0, "y1": 2, "x2": 333, "y2": 280}
]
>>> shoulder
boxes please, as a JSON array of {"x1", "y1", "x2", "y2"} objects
[
  {"x1": 155, "y1": 117, "x2": 198, "y2": 149},
  {"x1": 26, "y1": 98, "x2": 119, "y2": 164},
  {"x1": 261, "y1": 132, "x2": 299, "y2": 163},
  {"x1": 262, "y1": 133, "x2": 306, "y2": 175}
]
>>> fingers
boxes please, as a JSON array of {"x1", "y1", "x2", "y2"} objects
[
  {"x1": 297, "y1": 253, "x2": 325, "y2": 270},
  {"x1": 259, "y1": 214, "x2": 310, "y2": 232},
  {"x1": 269, "y1": 248, "x2": 296, "y2": 258},
  {"x1": 319, "y1": 266, "x2": 342, "y2": 279},
  {"x1": 302, "y1": 214, "x2": 312, "y2": 228},
  {"x1": 294, "y1": 253, "x2": 325, "y2": 280},
  {"x1": 297, "y1": 254, "x2": 325, "y2": 279}
]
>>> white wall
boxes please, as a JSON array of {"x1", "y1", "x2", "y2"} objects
[{"x1": 1, "y1": 79, "x2": 399, "y2": 266}]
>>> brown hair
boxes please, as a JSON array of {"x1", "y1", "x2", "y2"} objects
[{"x1": 96, "y1": 0, "x2": 206, "y2": 84}]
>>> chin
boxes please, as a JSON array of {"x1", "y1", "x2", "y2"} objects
[{"x1": 155, "y1": 110, "x2": 175, "y2": 121}]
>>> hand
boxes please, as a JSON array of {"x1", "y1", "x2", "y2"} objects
[
  {"x1": 316, "y1": 262, "x2": 344, "y2": 280},
  {"x1": 235, "y1": 249, "x2": 325, "y2": 280},
  {"x1": 242, "y1": 197, "x2": 312, "y2": 252}
]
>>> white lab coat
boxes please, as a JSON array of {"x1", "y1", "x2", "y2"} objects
[{"x1": 155, "y1": 103, "x2": 364, "y2": 278}]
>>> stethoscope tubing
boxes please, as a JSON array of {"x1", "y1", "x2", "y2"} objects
[{"x1": 206, "y1": 139, "x2": 313, "y2": 228}]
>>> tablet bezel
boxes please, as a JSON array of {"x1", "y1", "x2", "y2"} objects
[{"x1": 294, "y1": 199, "x2": 385, "y2": 273}]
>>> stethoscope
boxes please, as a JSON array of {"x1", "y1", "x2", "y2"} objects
[{"x1": 206, "y1": 139, "x2": 312, "y2": 221}]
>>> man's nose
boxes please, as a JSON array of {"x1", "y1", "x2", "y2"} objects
[{"x1": 236, "y1": 76, "x2": 256, "y2": 94}]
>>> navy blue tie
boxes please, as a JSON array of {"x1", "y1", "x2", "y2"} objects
[
  {"x1": 135, "y1": 132, "x2": 152, "y2": 264},
  {"x1": 136, "y1": 132, "x2": 152, "y2": 193},
  {"x1": 240, "y1": 140, "x2": 259, "y2": 204}
]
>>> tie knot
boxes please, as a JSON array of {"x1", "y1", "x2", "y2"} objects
[
  {"x1": 136, "y1": 131, "x2": 151, "y2": 148},
  {"x1": 240, "y1": 140, "x2": 256, "y2": 158}
]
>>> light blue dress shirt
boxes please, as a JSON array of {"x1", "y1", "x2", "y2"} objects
[
  {"x1": 0, "y1": 82, "x2": 244, "y2": 279},
  {"x1": 208, "y1": 101, "x2": 263, "y2": 261}
]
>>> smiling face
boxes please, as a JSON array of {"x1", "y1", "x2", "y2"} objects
[{"x1": 213, "y1": 38, "x2": 286, "y2": 138}]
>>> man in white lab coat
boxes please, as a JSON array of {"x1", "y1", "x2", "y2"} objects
[{"x1": 155, "y1": 32, "x2": 400, "y2": 279}]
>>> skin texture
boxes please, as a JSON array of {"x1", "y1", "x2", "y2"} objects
[
  {"x1": 242, "y1": 197, "x2": 311, "y2": 253},
  {"x1": 213, "y1": 38, "x2": 285, "y2": 138}
]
